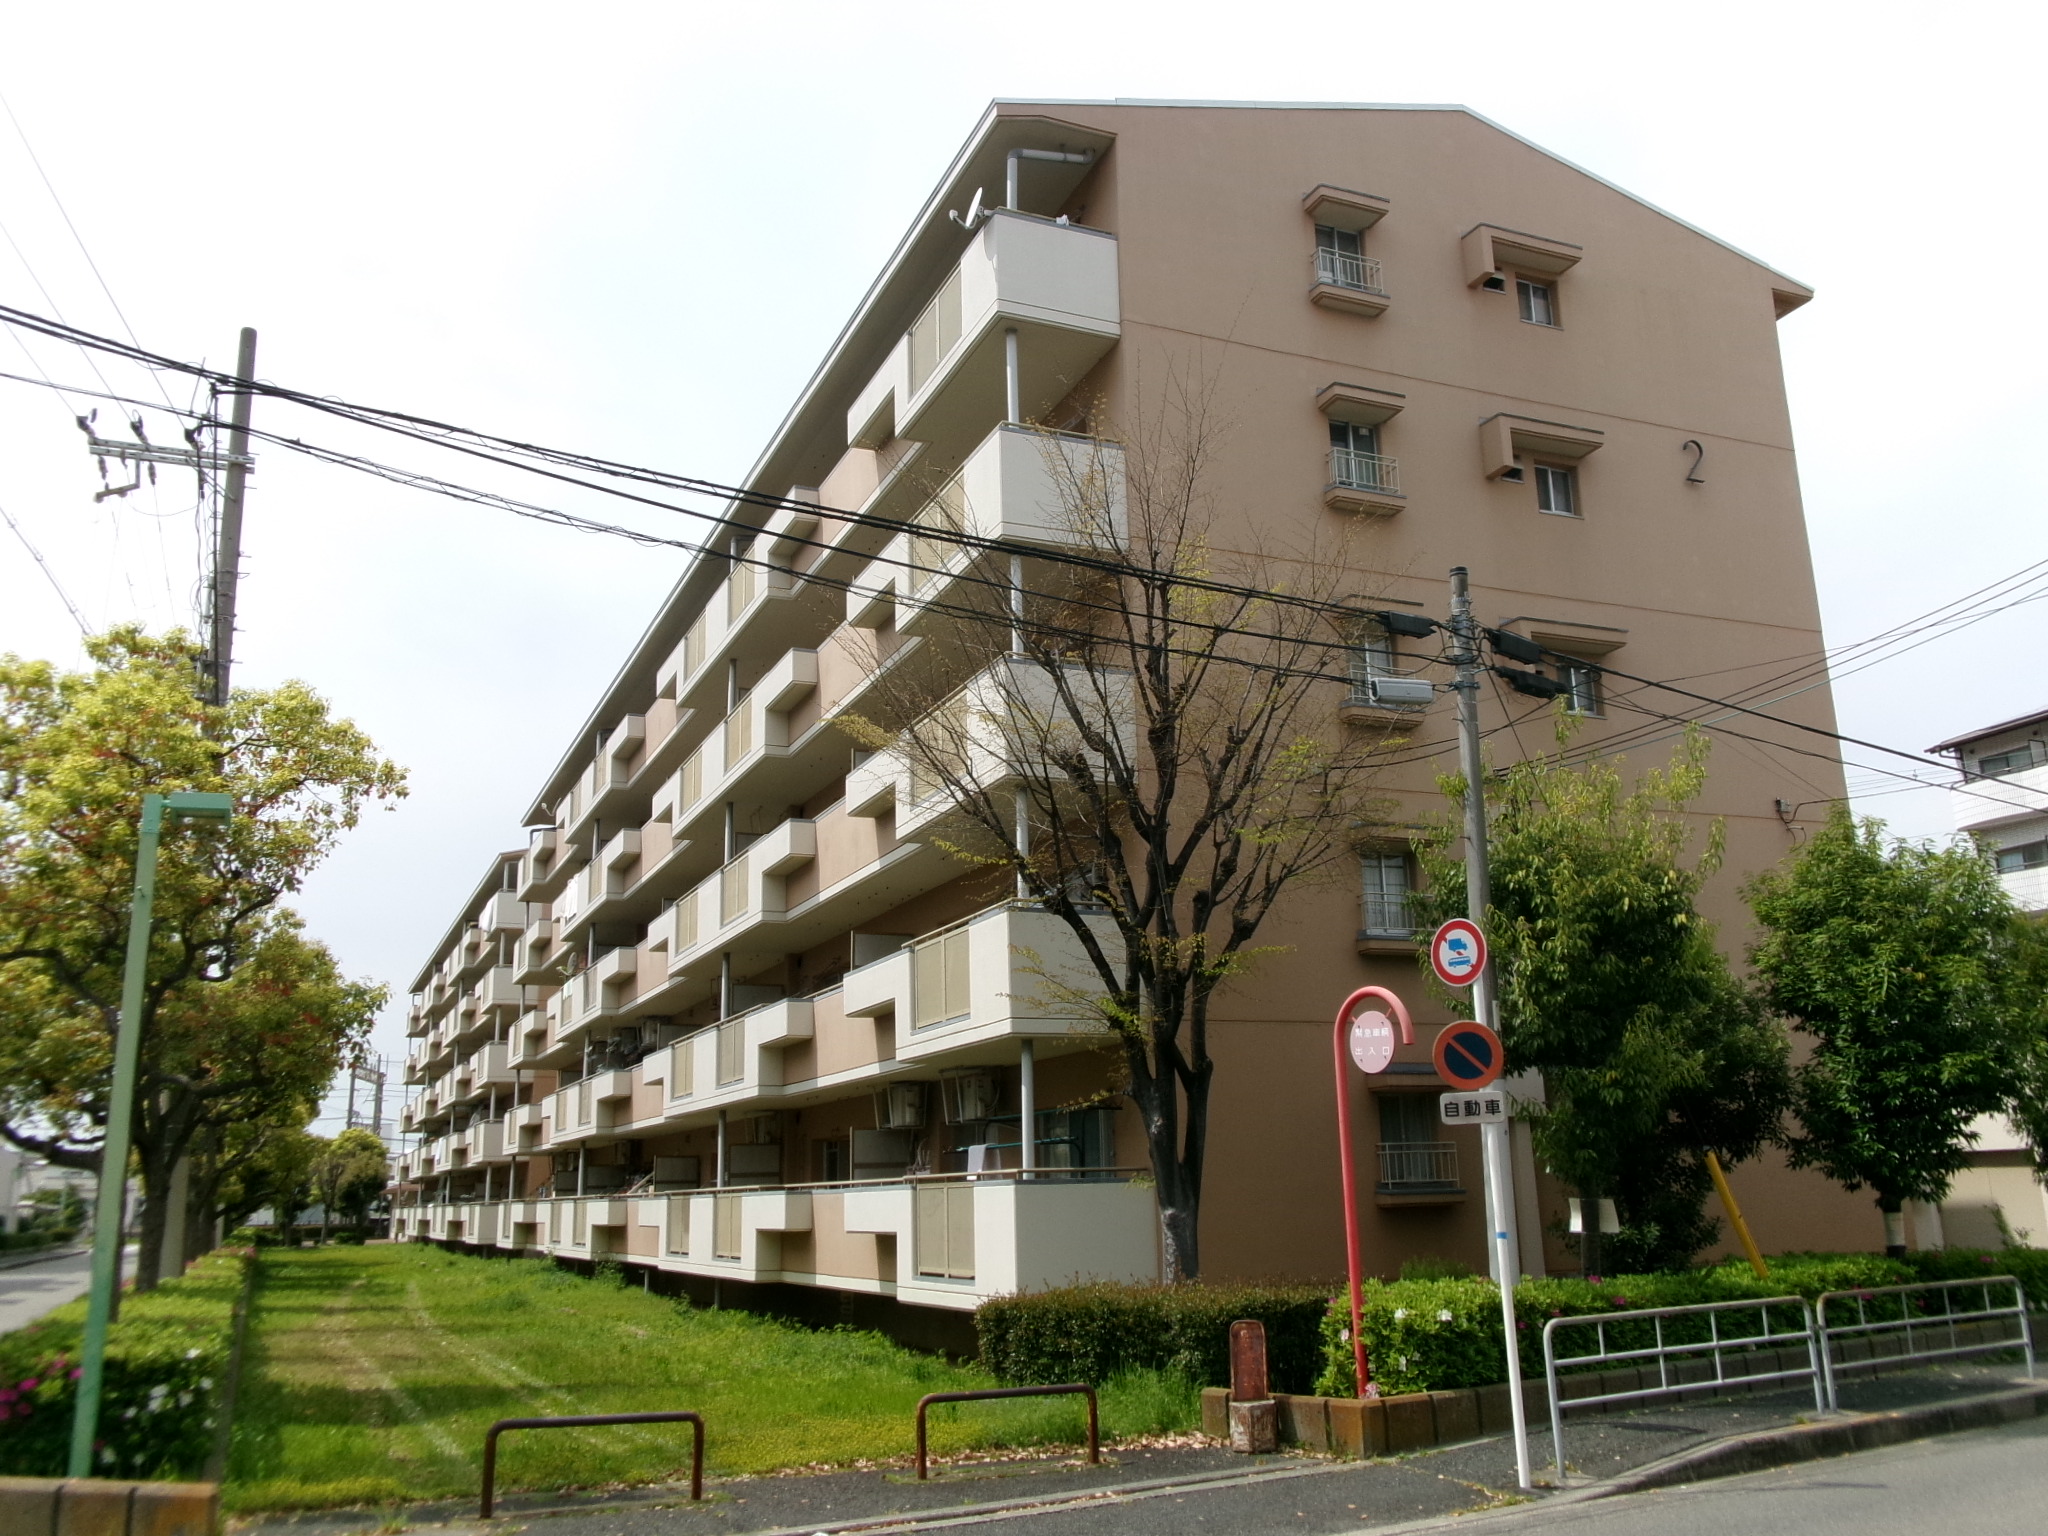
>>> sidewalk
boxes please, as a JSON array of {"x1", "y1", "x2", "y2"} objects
[{"x1": 229, "y1": 1360, "x2": 2043, "y2": 1536}]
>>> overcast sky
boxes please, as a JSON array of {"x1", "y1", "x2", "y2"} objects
[{"x1": 2, "y1": 1, "x2": 2042, "y2": 1128}]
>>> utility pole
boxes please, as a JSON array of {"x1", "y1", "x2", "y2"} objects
[
  {"x1": 1447, "y1": 565, "x2": 1533, "y2": 1494},
  {"x1": 206, "y1": 327, "x2": 258, "y2": 705}
]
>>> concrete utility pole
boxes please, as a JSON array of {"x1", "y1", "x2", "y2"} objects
[
  {"x1": 1446, "y1": 565, "x2": 1533, "y2": 1494},
  {"x1": 206, "y1": 327, "x2": 258, "y2": 705}
]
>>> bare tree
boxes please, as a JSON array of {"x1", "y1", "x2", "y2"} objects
[{"x1": 840, "y1": 381, "x2": 1400, "y2": 1280}]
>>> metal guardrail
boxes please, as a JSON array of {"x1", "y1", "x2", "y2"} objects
[
  {"x1": 914, "y1": 1384, "x2": 1098, "y2": 1480},
  {"x1": 480, "y1": 1410, "x2": 703, "y2": 1517},
  {"x1": 1329, "y1": 447, "x2": 1400, "y2": 495},
  {"x1": 1543, "y1": 1296, "x2": 1822, "y2": 1484},
  {"x1": 1816, "y1": 1276, "x2": 2035, "y2": 1405},
  {"x1": 1313, "y1": 249, "x2": 1385, "y2": 294}
]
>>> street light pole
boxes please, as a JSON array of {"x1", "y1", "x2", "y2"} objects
[{"x1": 68, "y1": 791, "x2": 234, "y2": 1478}]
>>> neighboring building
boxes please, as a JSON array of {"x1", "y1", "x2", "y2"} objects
[
  {"x1": 393, "y1": 100, "x2": 1880, "y2": 1331},
  {"x1": 1917, "y1": 709, "x2": 2048, "y2": 1248}
]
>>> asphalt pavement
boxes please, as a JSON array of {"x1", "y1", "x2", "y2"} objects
[{"x1": 0, "y1": 1244, "x2": 107, "y2": 1332}]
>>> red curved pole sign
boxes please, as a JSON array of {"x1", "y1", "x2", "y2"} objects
[{"x1": 1332, "y1": 985, "x2": 1414, "y2": 1398}]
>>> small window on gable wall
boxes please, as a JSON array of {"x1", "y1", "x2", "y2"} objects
[
  {"x1": 1534, "y1": 464, "x2": 1577, "y2": 517},
  {"x1": 1517, "y1": 279, "x2": 1557, "y2": 326},
  {"x1": 1556, "y1": 660, "x2": 1603, "y2": 717},
  {"x1": 1996, "y1": 839, "x2": 2048, "y2": 874}
]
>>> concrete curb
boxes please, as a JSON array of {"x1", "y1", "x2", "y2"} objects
[
  {"x1": 0, "y1": 1243, "x2": 88, "y2": 1272},
  {"x1": 1583, "y1": 1380, "x2": 2048, "y2": 1498}
]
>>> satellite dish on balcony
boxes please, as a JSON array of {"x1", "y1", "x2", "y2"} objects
[{"x1": 949, "y1": 187, "x2": 987, "y2": 229}]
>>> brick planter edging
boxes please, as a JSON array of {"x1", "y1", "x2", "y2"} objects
[
  {"x1": 1201, "y1": 1382, "x2": 1537, "y2": 1457},
  {"x1": 1198, "y1": 1311, "x2": 2045, "y2": 1458},
  {"x1": 0, "y1": 1477, "x2": 218, "y2": 1536}
]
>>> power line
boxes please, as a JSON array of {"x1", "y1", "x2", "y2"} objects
[
  {"x1": 0, "y1": 499, "x2": 88, "y2": 634},
  {"x1": 0, "y1": 306, "x2": 2029, "y2": 802}
]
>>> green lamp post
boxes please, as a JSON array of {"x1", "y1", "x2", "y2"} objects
[{"x1": 67, "y1": 790, "x2": 235, "y2": 1478}]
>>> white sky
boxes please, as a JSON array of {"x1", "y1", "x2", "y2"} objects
[{"x1": 2, "y1": 1, "x2": 2043, "y2": 1127}]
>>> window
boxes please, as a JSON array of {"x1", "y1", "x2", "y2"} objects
[
  {"x1": 1996, "y1": 839, "x2": 2048, "y2": 874},
  {"x1": 1977, "y1": 742, "x2": 2044, "y2": 778},
  {"x1": 1330, "y1": 420, "x2": 1394, "y2": 493},
  {"x1": 1517, "y1": 278, "x2": 1556, "y2": 326},
  {"x1": 1534, "y1": 463, "x2": 1577, "y2": 516},
  {"x1": 1556, "y1": 660, "x2": 1603, "y2": 717},
  {"x1": 1361, "y1": 853, "x2": 1414, "y2": 938},
  {"x1": 1349, "y1": 621, "x2": 1396, "y2": 698},
  {"x1": 1314, "y1": 224, "x2": 1375, "y2": 292}
]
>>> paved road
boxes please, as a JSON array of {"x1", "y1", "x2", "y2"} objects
[
  {"x1": 0, "y1": 1246, "x2": 124, "y2": 1333},
  {"x1": 1415, "y1": 1414, "x2": 2048, "y2": 1536}
]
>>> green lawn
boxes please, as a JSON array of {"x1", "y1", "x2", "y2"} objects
[{"x1": 226, "y1": 1244, "x2": 1197, "y2": 1512}]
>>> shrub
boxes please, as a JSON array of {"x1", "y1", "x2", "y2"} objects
[
  {"x1": 976, "y1": 1281, "x2": 1333, "y2": 1393},
  {"x1": 1899, "y1": 1246, "x2": 2048, "y2": 1308},
  {"x1": 1314, "y1": 1253, "x2": 1920, "y2": 1397},
  {"x1": 0, "y1": 1247, "x2": 249, "y2": 1478}
]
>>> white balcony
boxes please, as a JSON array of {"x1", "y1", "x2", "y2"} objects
[
  {"x1": 845, "y1": 657, "x2": 1130, "y2": 838},
  {"x1": 847, "y1": 211, "x2": 1120, "y2": 453},
  {"x1": 1952, "y1": 760, "x2": 2048, "y2": 834},
  {"x1": 1308, "y1": 249, "x2": 1391, "y2": 318},
  {"x1": 1324, "y1": 447, "x2": 1404, "y2": 517},
  {"x1": 840, "y1": 901, "x2": 1116, "y2": 1053},
  {"x1": 852, "y1": 425, "x2": 1126, "y2": 635}
]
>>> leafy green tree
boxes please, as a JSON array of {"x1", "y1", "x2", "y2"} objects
[
  {"x1": 0, "y1": 628, "x2": 404, "y2": 1284},
  {"x1": 1417, "y1": 729, "x2": 1789, "y2": 1274},
  {"x1": 2003, "y1": 914, "x2": 2048, "y2": 1180},
  {"x1": 1747, "y1": 809, "x2": 2024, "y2": 1255},
  {"x1": 309, "y1": 1127, "x2": 388, "y2": 1241}
]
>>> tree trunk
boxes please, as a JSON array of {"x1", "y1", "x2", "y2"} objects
[
  {"x1": 1878, "y1": 1197, "x2": 1907, "y2": 1258},
  {"x1": 134, "y1": 1140, "x2": 176, "y2": 1292},
  {"x1": 1578, "y1": 1185, "x2": 1605, "y2": 1278}
]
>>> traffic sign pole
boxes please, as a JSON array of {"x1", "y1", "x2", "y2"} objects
[
  {"x1": 1449, "y1": 566, "x2": 1532, "y2": 1493},
  {"x1": 1330, "y1": 986, "x2": 1414, "y2": 1400}
]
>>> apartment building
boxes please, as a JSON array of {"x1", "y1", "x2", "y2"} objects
[
  {"x1": 393, "y1": 100, "x2": 1881, "y2": 1329},
  {"x1": 1914, "y1": 709, "x2": 2048, "y2": 1248}
]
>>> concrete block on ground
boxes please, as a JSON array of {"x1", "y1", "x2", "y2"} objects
[
  {"x1": 1476, "y1": 1382, "x2": 1512, "y2": 1434},
  {"x1": 0, "y1": 1477, "x2": 62, "y2": 1536},
  {"x1": 1327, "y1": 1396, "x2": 1380, "y2": 1457},
  {"x1": 55, "y1": 1480, "x2": 133, "y2": 1536},
  {"x1": 1279, "y1": 1392, "x2": 1329, "y2": 1450},
  {"x1": 1430, "y1": 1388, "x2": 1480, "y2": 1444},
  {"x1": 1228, "y1": 1398, "x2": 1278, "y2": 1454},
  {"x1": 129, "y1": 1482, "x2": 219, "y2": 1536},
  {"x1": 1200, "y1": 1385, "x2": 1228, "y2": 1439},
  {"x1": 1382, "y1": 1391, "x2": 1436, "y2": 1452}
]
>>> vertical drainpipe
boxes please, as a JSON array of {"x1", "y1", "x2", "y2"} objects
[
  {"x1": 1018, "y1": 1040, "x2": 1037, "y2": 1177},
  {"x1": 715, "y1": 1109, "x2": 728, "y2": 1190}
]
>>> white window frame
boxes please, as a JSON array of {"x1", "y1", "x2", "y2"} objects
[
  {"x1": 1360, "y1": 851, "x2": 1415, "y2": 938},
  {"x1": 1994, "y1": 838, "x2": 2047, "y2": 874},
  {"x1": 1557, "y1": 660, "x2": 1603, "y2": 717},
  {"x1": 1534, "y1": 463, "x2": 1578, "y2": 517},
  {"x1": 1976, "y1": 742, "x2": 2044, "y2": 779},
  {"x1": 1516, "y1": 277, "x2": 1557, "y2": 326}
]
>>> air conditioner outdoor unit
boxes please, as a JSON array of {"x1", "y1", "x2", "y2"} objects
[
  {"x1": 1369, "y1": 676, "x2": 1435, "y2": 708},
  {"x1": 874, "y1": 1081, "x2": 929, "y2": 1131},
  {"x1": 942, "y1": 1069, "x2": 1000, "y2": 1124}
]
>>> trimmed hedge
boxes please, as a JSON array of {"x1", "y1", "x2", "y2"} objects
[
  {"x1": 1313, "y1": 1250, "x2": 2042, "y2": 1397},
  {"x1": 977, "y1": 1281, "x2": 1333, "y2": 1393},
  {"x1": 0, "y1": 1246, "x2": 249, "y2": 1478},
  {"x1": 1900, "y1": 1246, "x2": 2048, "y2": 1308}
]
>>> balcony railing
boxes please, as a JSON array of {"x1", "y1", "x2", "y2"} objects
[
  {"x1": 1377, "y1": 1141, "x2": 1458, "y2": 1190},
  {"x1": 1313, "y1": 249, "x2": 1384, "y2": 295},
  {"x1": 1330, "y1": 448, "x2": 1400, "y2": 496}
]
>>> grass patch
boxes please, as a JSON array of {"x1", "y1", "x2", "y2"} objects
[{"x1": 225, "y1": 1244, "x2": 1195, "y2": 1512}]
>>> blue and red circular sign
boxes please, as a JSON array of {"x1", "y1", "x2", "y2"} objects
[
  {"x1": 1433, "y1": 1020, "x2": 1504, "y2": 1090},
  {"x1": 1429, "y1": 919, "x2": 1487, "y2": 989}
]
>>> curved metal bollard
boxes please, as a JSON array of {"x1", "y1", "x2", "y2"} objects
[
  {"x1": 914, "y1": 1384, "x2": 1098, "y2": 1480},
  {"x1": 480, "y1": 1410, "x2": 704, "y2": 1517}
]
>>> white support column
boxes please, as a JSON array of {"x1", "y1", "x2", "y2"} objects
[{"x1": 1004, "y1": 327, "x2": 1021, "y2": 423}]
